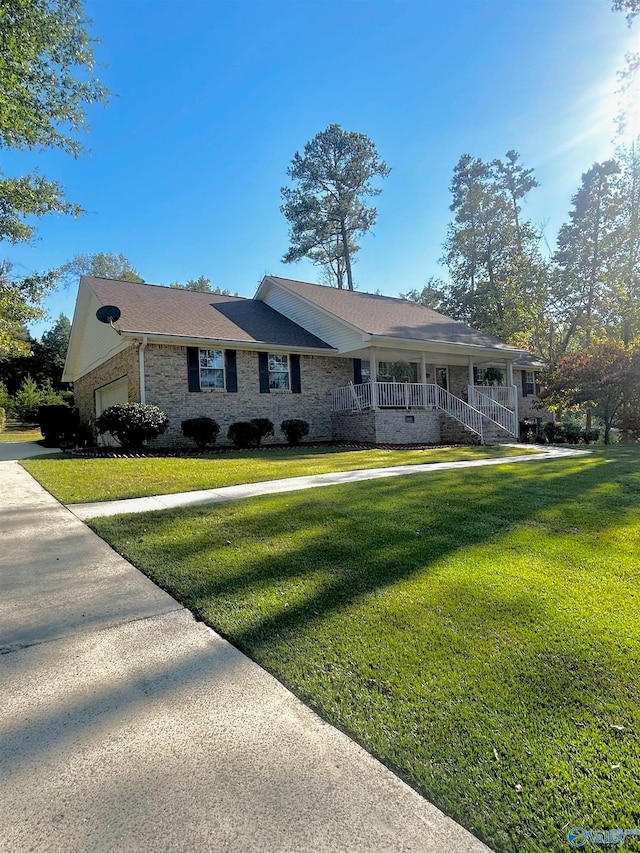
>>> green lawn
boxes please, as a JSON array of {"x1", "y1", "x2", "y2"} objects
[
  {"x1": 89, "y1": 446, "x2": 640, "y2": 853},
  {"x1": 0, "y1": 422, "x2": 42, "y2": 442},
  {"x1": 22, "y1": 444, "x2": 538, "y2": 504}
]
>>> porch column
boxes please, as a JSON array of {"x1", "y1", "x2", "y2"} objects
[
  {"x1": 506, "y1": 359, "x2": 514, "y2": 386},
  {"x1": 467, "y1": 356, "x2": 475, "y2": 388},
  {"x1": 370, "y1": 350, "x2": 378, "y2": 409},
  {"x1": 506, "y1": 359, "x2": 519, "y2": 437},
  {"x1": 420, "y1": 352, "x2": 427, "y2": 384}
]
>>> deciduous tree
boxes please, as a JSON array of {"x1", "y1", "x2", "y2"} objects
[
  {"x1": 59, "y1": 253, "x2": 144, "y2": 284},
  {"x1": 538, "y1": 341, "x2": 636, "y2": 443},
  {"x1": 0, "y1": 0, "x2": 109, "y2": 355}
]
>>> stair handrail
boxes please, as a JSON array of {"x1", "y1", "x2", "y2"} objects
[{"x1": 468, "y1": 387, "x2": 517, "y2": 436}]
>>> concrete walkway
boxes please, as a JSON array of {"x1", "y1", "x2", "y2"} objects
[
  {"x1": 70, "y1": 444, "x2": 588, "y2": 520},
  {"x1": 0, "y1": 459, "x2": 491, "y2": 853}
]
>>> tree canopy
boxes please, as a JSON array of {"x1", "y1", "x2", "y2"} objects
[
  {"x1": 281, "y1": 124, "x2": 390, "y2": 290},
  {"x1": 438, "y1": 151, "x2": 550, "y2": 348},
  {"x1": 58, "y1": 253, "x2": 144, "y2": 284},
  {"x1": 169, "y1": 275, "x2": 232, "y2": 294},
  {"x1": 0, "y1": 0, "x2": 109, "y2": 357}
]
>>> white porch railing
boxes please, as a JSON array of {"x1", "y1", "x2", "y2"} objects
[
  {"x1": 468, "y1": 386, "x2": 518, "y2": 437},
  {"x1": 331, "y1": 382, "x2": 485, "y2": 441},
  {"x1": 471, "y1": 385, "x2": 515, "y2": 409}
]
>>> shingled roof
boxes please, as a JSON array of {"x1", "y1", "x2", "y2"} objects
[
  {"x1": 262, "y1": 276, "x2": 521, "y2": 353},
  {"x1": 84, "y1": 277, "x2": 333, "y2": 350}
]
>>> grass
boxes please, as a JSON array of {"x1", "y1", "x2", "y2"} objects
[
  {"x1": 89, "y1": 446, "x2": 640, "y2": 853},
  {"x1": 21, "y1": 443, "x2": 538, "y2": 504},
  {"x1": 0, "y1": 422, "x2": 42, "y2": 442}
]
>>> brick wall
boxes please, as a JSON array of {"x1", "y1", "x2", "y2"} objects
[
  {"x1": 516, "y1": 369, "x2": 553, "y2": 423},
  {"x1": 331, "y1": 409, "x2": 440, "y2": 444},
  {"x1": 144, "y1": 345, "x2": 354, "y2": 446},
  {"x1": 73, "y1": 344, "x2": 140, "y2": 427},
  {"x1": 331, "y1": 411, "x2": 377, "y2": 443}
]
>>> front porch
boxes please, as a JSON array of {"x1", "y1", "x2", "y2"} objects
[{"x1": 330, "y1": 380, "x2": 519, "y2": 445}]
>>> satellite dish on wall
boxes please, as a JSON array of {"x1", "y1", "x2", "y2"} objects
[{"x1": 96, "y1": 305, "x2": 121, "y2": 324}]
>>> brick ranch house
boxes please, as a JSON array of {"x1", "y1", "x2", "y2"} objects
[{"x1": 63, "y1": 275, "x2": 551, "y2": 447}]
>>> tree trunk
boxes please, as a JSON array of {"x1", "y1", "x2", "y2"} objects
[{"x1": 340, "y1": 219, "x2": 354, "y2": 291}]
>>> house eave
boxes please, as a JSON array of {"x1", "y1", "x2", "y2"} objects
[
  {"x1": 119, "y1": 331, "x2": 337, "y2": 356},
  {"x1": 367, "y1": 334, "x2": 525, "y2": 360}
]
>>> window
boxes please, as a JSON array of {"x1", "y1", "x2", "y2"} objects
[
  {"x1": 524, "y1": 370, "x2": 536, "y2": 396},
  {"x1": 199, "y1": 349, "x2": 224, "y2": 389},
  {"x1": 474, "y1": 367, "x2": 487, "y2": 385},
  {"x1": 268, "y1": 353, "x2": 290, "y2": 391},
  {"x1": 360, "y1": 360, "x2": 418, "y2": 382}
]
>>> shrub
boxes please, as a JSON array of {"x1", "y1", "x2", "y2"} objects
[
  {"x1": 12, "y1": 377, "x2": 65, "y2": 422},
  {"x1": 543, "y1": 421, "x2": 565, "y2": 444},
  {"x1": 74, "y1": 422, "x2": 95, "y2": 449},
  {"x1": 0, "y1": 407, "x2": 5, "y2": 432},
  {"x1": 13, "y1": 377, "x2": 43, "y2": 422},
  {"x1": 562, "y1": 421, "x2": 583, "y2": 444},
  {"x1": 281, "y1": 418, "x2": 309, "y2": 446},
  {"x1": 0, "y1": 381, "x2": 12, "y2": 416},
  {"x1": 583, "y1": 428, "x2": 600, "y2": 444},
  {"x1": 38, "y1": 405, "x2": 80, "y2": 447},
  {"x1": 96, "y1": 403, "x2": 168, "y2": 449},
  {"x1": 227, "y1": 421, "x2": 259, "y2": 449},
  {"x1": 250, "y1": 418, "x2": 274, "y2": 446},
  {"x1": 181, "y1": 416, "x2": 220, "y2": 449}
]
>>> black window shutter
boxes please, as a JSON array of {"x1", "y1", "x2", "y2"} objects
[
  {"x1": 187, "y1": 347, "x2": 201, "y2": 392},
  {"x1": 225, "y1": 350, "x2": 237, "y2": 392},
  {"x1": 473, "y1": 366, "x2": 479, "y2": 384},
  {"x1": 258, "y1": 352, "x2": 270, "y2": 393},
  {"x1": 521, "y1": 370, "x2": 528, "y2": 397},
  {"x1": 353, "y1": 358, "x2": 362, "y2": 384},
  {"x1": 291, "y1": 354, "x2": 301, "y2": 393}
]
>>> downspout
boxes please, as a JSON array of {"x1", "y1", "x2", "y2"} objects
[{"x1": 139, "y1": 336, "x2": 148, "y2": 405}]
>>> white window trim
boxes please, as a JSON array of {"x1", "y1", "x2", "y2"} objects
[
  {"x1": 199, "y1": 348, "x2": 226, "y2": 392},
  {"x1": 524, "y1": 370, "x2": 536, "y2": 396},
  {"x1": 268, "y1": 353, "x2": 291, "y2": 392}
]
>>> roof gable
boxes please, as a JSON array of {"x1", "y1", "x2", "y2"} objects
[{"x1": 258, "y1": 276, "x2": 522, "y2": 354}]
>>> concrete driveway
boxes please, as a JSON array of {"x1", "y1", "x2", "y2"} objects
[
  {"x1": 0, "y1": 460, "x2": 491, "y2": 853},
  {"x1": 0, "y1": 440, "x2": 62, "y2": 461}
]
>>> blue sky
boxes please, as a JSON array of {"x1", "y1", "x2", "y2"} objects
[{"x1": 5, "y1": 0, "x2": 638, "y2": 336}]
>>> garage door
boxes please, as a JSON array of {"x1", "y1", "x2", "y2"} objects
[{"x1": 95, "y1": 377, "x2": 129, "y2": 446}]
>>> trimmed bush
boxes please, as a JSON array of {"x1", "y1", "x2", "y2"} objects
[
  {"x1": 38, "y1": 405, "x2": 79, "y2": 447},
  {"x1": 250, "y1": 418, "x2": 274, "y2": 446},
  {"x1": 281, "y1": 418, "x2": 309, "y2": 446},
  {"x1": 96, "y1": 403, "x2": 168, "y2": 449},
  {"x1": 227, "y1": 421, "x2": 259, "y2": 449},
  {"x1": 181, "y1": 416, "x2": 220, "y2": 449},
  {"x1": 543, "y1": 422, "x2": 564, "y2": 444}
]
